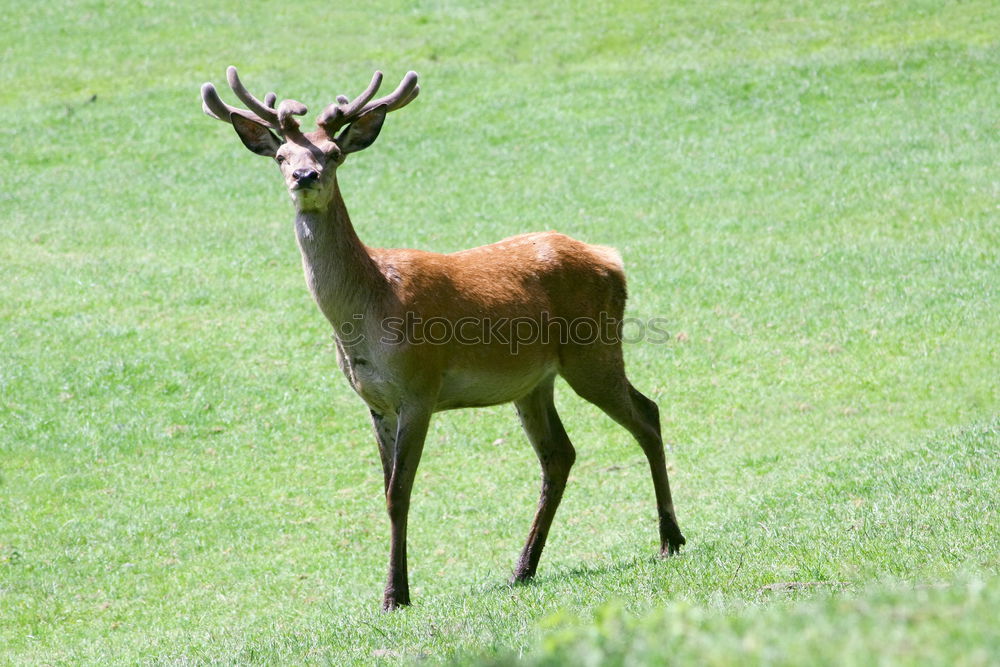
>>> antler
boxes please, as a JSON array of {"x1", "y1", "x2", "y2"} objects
[
  {"x1": 317, "y1": 70, "x2": 420, "y2": 135},
  {"x1": 201, "y1": 66, "x2": 307, "y2": 134}
]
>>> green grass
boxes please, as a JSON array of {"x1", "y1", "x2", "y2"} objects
[
  {"x1": 496, "y1": 571, "x2": 1000, "y2": 666},
  {"x1": 1, "y1": 0, "x2": 997, "y2": 663}
]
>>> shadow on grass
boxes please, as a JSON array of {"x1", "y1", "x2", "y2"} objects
[{"x1": 468, "y1": 551, "x2": 680, "y2": 598}]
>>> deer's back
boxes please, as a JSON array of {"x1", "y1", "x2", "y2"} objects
[{"x1": 372, "y1": 231, "x2": 627, "y2": 321}]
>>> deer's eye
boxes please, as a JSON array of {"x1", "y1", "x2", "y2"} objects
[{"x1": 275, "y1": 155, "x2": 287, "y2": 164}]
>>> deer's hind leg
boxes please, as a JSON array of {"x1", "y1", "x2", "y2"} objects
[
  {"x1": 511, "y1": 375, "x2": 577, "y2": 583},
  {"x1": 559, "y1": 346, "x2": 685, "y2": 556}
]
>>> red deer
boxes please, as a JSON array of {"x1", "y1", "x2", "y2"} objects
[{"x1": 200, "y1": 67, "x2": 685, "y2": 610}]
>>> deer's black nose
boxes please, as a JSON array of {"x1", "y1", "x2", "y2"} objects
[{"x1": 292, "y1": 168, "x2": 319, "y2": 184}]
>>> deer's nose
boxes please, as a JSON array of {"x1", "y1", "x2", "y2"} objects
[{"x1": 292, "y1": 168, "x2": 319, "y2": 184}]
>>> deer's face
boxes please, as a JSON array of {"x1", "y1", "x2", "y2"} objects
[
  {"x1": 230, "y1": 107, "x2": 387, "y2": 212},
  {"x1": 274, "y1": 134, "x2": 343, "y2": 210}
]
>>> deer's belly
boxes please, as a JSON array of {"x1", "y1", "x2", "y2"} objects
[
  {"x1": 435, "y1": 363, "x2": 557, "y2": 410},
  {"x1": 335, "y1": 336, "x2": 558, "y2": 413}
]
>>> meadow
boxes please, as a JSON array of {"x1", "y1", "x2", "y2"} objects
[{"x1": 1, "y1": 0, "x2": 998, "y2": 663}]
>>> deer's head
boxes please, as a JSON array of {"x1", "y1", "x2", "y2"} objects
[{"x1": 201, "y1": 67, "x2": 419, "y2": 210}]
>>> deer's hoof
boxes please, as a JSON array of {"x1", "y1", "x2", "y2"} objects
[
  {"x1": 382, "y1": 592, "x2": 411, "y2": 611},
  {"x1": 660, "y1": 537, "x2": 685, "y2": 558},
  {"x1": 660, "y1": 530, "x2": 687, "y2": 557},
  {"x1": 659, "y1": 513, "x2": 687, "y2": 557},
  {"x1": 510, "y1": 570, "x2": 536, "y2": 586}
]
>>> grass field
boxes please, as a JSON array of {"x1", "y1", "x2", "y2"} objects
[{"x1": 2, "y1": 0, "x2": 998, "y2": 663}]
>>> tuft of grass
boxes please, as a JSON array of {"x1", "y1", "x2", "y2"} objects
[
  {"x1": 1, "y1": 0, "x2": 997, "y2": 663},
  {"x1": 485, "y1": 574, "x2": 1000, "y2": 666}
]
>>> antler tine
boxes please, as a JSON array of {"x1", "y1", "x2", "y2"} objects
[
  {"x1": 318, "y1": 71, "x2": 418, "y2": 135},
  {"x1": 277, "y1": 99, "x2": 308, "y2": 134},
  {"x1": 363, "y1": 71, "x2": 419, "y2": 114},
  {"x1": 201, "y1": 67, "x2": 305, "y2": 134},
  {"x1": 388, "y1": 83, "x2": 420, "y2": 112},
  {"x1": 226, "y1": 66, "x2": 280, "y2": 126},
  {"x1": 201, "y1": 81, "x2": 271, "y2": 126},
  {"x1": 340, "y1": 71, "x2": 384, "y2": 118},
  {"x1": 318, "y1": 71, "x2": 384, "y2": 133}
]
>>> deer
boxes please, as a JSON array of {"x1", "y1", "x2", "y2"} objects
[{"x1": 200, "y1": 67, "x2": 685, "y2": 610}]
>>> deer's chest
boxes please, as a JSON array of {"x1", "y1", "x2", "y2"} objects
[{"x1": 333, "y1": 337, "x2": 398, "y2": 414}]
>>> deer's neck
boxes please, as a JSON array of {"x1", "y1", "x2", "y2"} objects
[{"x1": 294, "y1": 180, "x2": 386, "y2": 335}]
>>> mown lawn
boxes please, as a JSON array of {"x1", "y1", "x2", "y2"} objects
[{"x1": 1, "y1": 0, "x2": 997, "y2": 663}]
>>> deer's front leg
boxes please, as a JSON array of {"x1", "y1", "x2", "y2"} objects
[
  {"x1": 369, "y1": 410, "x2": 397, "y2": 493},
  {"x1": 382, "y1": 405, "x2": 432, "y2": 611}
]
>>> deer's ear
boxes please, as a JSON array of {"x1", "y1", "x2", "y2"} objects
[
  {"x1": 337, "y1": 105, "x2": 387, "y2": 154},
  {"x1": 231, "y1": 113, "x2": 281, "y2": 158}
]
